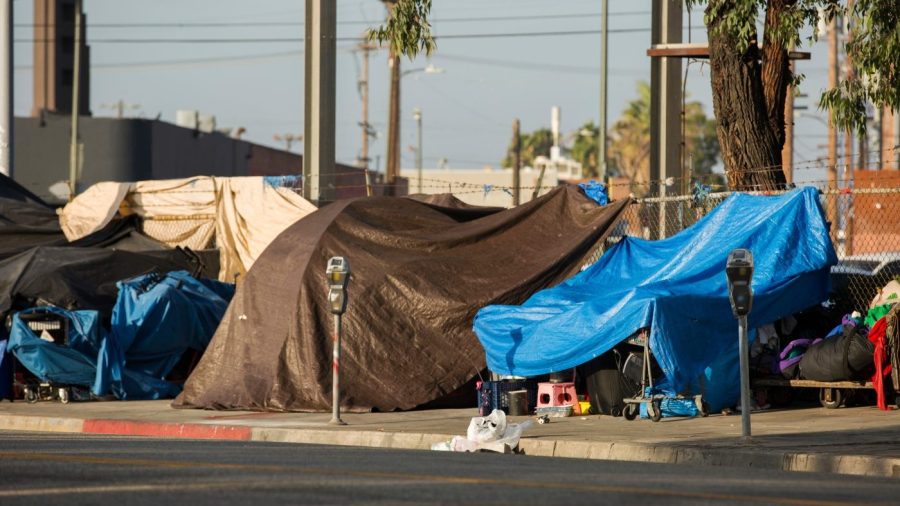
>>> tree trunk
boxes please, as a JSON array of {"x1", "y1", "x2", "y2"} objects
[
  {"x1": 761, "y1": 0, "x2": 793, "y2": 149},
  {"x1": 706, "y1": 1, "x2": 788, "y2": 191}
]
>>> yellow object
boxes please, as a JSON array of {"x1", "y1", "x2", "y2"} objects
[{"x1": 579, "y1": 401, "x2": 592, "y2": 415}]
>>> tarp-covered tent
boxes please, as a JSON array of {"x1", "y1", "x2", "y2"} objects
[
  {"x1": 7, "y1": 271, "x2": 234, "y2": 400},
  {"x1": 0, "y1": 173, "x2": 50, "y2": 206},
  {"x1": 174, "y1": 186, "x2": 630, "y2": 412},
  {"x1": 474, "y1": 188, "x2": 837, "y2": 410},
  {"x1": 0, "y1": 246, "x2": 215, "y2": 320},
  {"x1": 0, "y1": 172, "x2": 168, "y2": 260},
  {"x1": 58, "y1": 176, "x2": 318, "y2": 281}
]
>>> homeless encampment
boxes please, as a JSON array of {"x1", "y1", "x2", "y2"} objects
[
  {"x1": 173, "y1": 186, "x2": 629, "y2": 412},
  {"x1": 474, "y1": 188, "x2": 838, "y2": 411},
  {"x1": 58, "y1": 176, "x2": 317, "y2": 281},
  {"x1": 7, "y1": 271, "x2": 234, "y2": 399}
]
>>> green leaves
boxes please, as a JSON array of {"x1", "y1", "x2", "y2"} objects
[
  {"x1": 368, "y1": 0, "x2": 436, "y2": 60},
  {"x1": 822, "y1": 0, "x2": 899, "y2": 133}
]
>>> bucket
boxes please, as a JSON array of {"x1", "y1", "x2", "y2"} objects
[{"x1": 507, "y1": 389, "x2": 529, "y2": 416}]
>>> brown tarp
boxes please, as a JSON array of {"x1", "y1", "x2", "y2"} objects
[{"x1": 173, "y1": 186, "x2": 629, "y2": 412}]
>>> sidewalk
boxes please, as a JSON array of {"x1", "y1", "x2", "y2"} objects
[{"x1": 1, "y1": 400, "x2": 898, "y2": 478}]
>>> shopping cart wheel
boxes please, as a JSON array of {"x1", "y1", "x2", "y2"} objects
[
  {"x1": 624, "y1": 403, "x2": 638, "y2": 421},
  {"x1": 699, "y1": 400, "x2": 710, "y2": 417},
  {"x1": 58, "y1": 388, "x2": 69, "y2": 404},
  {"x1": 24, "y1": 387, "x2": 37, "y2": 404},
  {"x1": 648, "y1": 400, "x2": 662, "y2": 422},
  {"x1": 818, "y1": 388, "x2": 843, "y2": 409}
]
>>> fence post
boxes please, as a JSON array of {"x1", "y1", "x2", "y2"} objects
[{"x1": 658, "y1": 184, "x2": 667, "y2": 239}]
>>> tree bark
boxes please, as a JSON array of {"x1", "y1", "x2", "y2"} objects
[
  {"x1": 761, "y1": 0, "x2": 793, "y2": 148},
  {"x1": 706, "y1": 0, "x2": 788, "y2": 190}
]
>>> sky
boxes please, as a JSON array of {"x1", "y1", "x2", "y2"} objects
[{"x1": 12, "y1": 0, "x2": 836, "y2": 185}]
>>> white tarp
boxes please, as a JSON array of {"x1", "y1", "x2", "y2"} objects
[{"x1": 59, "y1": 176, "x2": 317, "y2": 280}]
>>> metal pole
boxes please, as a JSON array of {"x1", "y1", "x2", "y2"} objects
[
  {"x1": 650, "y1": 0, "x2": 681, "y2": 230},
  {"x1": 386, "y1": 52, "x2": 400, "y2": 194},
  {"x1": 597, "y1": 0, "x2": 608, "y2": 181},
  {"x1": 512, "y1": 118, "x2": 521, "y2": 206},
  {"x1": 895, "y1": 111, "x2": 900, "y2": 170},
  {"x1": 414, "y1": 108, "x2": 422, "y2": 193},
  {"x1": 827, "y1": 18, "x2": 838, "y2": 187},
  {"x1": 738, "y1": 314, "x2": 751, "y2": 439},
  {"x1": 68, "y1": 0, "x2": 83, "y2": 201},
  {"x1": 303, "y1": 0, "x2": 337, "y2": 204},
  {"x1": 329, "y1": 313, "x2": 345, "y2": 425},
  {"x1": 0, "y1": 0, "x2": 13, "y2": 177},
  {"x1": 384, "y1": 0, "x2": 400, "y2": 196},
  {"x1": 357, "y1": 40, "x2": 372, "y2": 168}
]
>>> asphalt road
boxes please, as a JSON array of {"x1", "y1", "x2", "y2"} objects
[{"x1": 0, "y1": 431, "x2": 898, "y2": 505}]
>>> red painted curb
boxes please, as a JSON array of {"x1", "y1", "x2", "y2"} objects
[{"x1": 82, "y1": 419, "x2": 253, "y2": 441}]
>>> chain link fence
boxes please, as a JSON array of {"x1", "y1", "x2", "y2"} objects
[{"x1": 591, "y1": 183, "x2": 900, "y2": 315}]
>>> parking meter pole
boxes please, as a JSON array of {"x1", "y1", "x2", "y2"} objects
[
  {"x1": 738, "y1": 314, "x2": 751, "y2": 439},
  {"x1": 325, "y1": 256, "x2": 350, "y2": 426},
  {"x1": 329, "y1": 313, "x2": 346, "y2": 425}
]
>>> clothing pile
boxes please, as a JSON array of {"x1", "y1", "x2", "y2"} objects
[{"x1": 760, "y1": 280, "x2": 899, "y2": 410}]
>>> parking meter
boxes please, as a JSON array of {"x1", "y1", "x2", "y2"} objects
[
  {"x1": 725, "y1": 248, "x2": 753, "y2": 440},
  {"x1": 326, "y1": 257, "x2": 350, "y2": 315},
  {"x1": 726, "y1": 249, "x2": 754, "y2": 318},
  {"x1": 326, "y1": 256, "x2": 350, "y2": 425}
]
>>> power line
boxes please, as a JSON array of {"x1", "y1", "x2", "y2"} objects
[
  {"x1": 437, "y1": 53, "x2": 599, "y2": 74},
  {"x1": 12, "y1": 10, "x2": 651, "y2": 29},
  {"x1": 14, "y1": 26, "x2": 680, "y2": 44}
]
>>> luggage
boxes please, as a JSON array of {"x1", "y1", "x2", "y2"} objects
[{"x1": 799, "y1": 324, "x2": 875, "y2": 382}]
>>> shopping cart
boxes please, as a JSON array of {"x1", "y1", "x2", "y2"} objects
[
  {"x1": 621, "y1": 329, "x2": 708, "y2": 422},
  {"x1": 9, "y1": 311, "x2": 76, "y2": 404}
]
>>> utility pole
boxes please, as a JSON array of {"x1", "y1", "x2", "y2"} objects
[
  {"x1": 413, "y1": 108, "x2": 422, "y2": 193},
  {"x1": 827, "y1": 17, "x2": 838, "y2": 190},
  {"x1": 649, "y1": 0, "x2": 682, "y2": 238},
  {"x1": 99, "y1": 100, "x2": 140, "y2": 119},
  {"x1": 0, "y1": 0, "x2": 12, "y2": 177},
  {"x1": 303, "y1": 0, "x2": 337, "y2": 204},
  {"x1": 274, "y1": 133, "x2": 302, "y2": 151},
  {"x1": 383, "y1": 1, "x2": 400, "y2": 196},
  {"x1": 825, "y1": 16, "x2": 840, "y2": 250},
  {"x1": 512, "y1": 118, "x2": 521, "y2": 206},
  {"x1": 68, "y1": 0, "x2": 83, "y2": 200},
  {"x1": 843, "y1": 7, "x2": 855, "y2": 256},
  {"x1": 356, "y1": 40, "x2": 375, "y2": 168},
  {"x1": 597, "y1": 0, "x2": 609, "y2": 182}
]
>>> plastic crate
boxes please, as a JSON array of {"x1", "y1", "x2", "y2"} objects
[
  {"x1": 18, "y1": 312, "x2": 70, "y2": 346},
  {"x1": 476, "y1": 379, "x2": 538, "y2": 415}
]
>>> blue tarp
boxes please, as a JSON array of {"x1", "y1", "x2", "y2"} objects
[
  {"x1": 7, "y1": 271, "x2": 234, "y2": 400},
  {"x1": 474, "y1": 188, "x2": 837, "y2": 410}
]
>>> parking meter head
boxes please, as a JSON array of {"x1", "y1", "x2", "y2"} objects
[
  {"x1": 326, "y1": 257, "x2": 350, "y2": 288},
  {"x1": 326, "y1": 257, "x2": 351, "y2": 314},
  {"x1": 726, "y1": 249, "x2": 754, "y2": 318}
]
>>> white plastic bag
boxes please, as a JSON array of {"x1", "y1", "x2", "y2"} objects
[
  {"x1": 429, "y1": 409, "x2": 533, "y2": 453},
  {"x1": 466, "y1": 409, "x2": 508, "y2": 443}
]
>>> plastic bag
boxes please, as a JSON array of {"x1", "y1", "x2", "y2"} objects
[
  {"x1": 431, "y1": 409, "x2": 533, "y2": 452},
  {"x1": 466, "y1": 409, "x2": 508, "y2": 443}
]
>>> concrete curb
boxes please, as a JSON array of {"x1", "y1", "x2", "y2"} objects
[{"x1": 1, "y1": 413, "x2": 897, "y2": 478}]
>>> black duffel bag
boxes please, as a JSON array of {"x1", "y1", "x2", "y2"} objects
[{"x1": 798, "y1": 324, "x2": 874, "y2": 382}]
